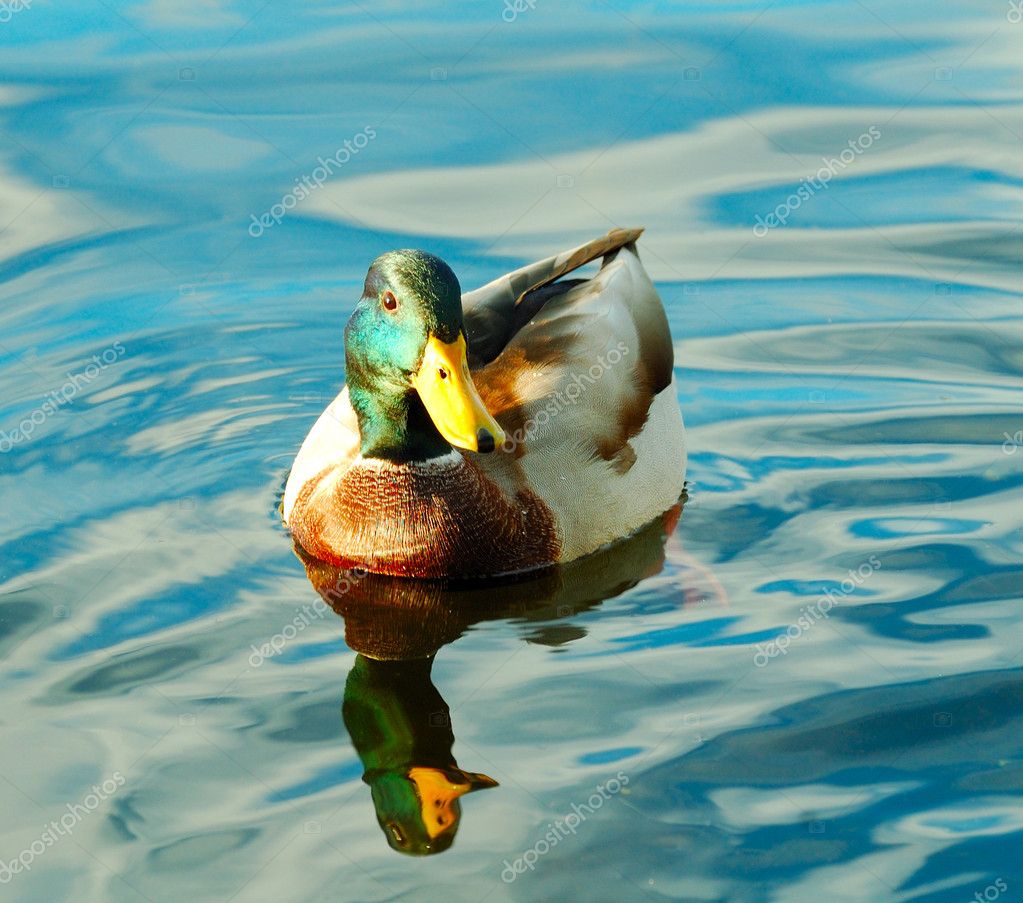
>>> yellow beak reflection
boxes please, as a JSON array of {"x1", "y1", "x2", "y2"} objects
[
  {"x1": 412, "y1": 334, "x2": 505, "y2": 453},
  {"x1": 408, "y1": 766, "x2": 499, "y2": 840}
]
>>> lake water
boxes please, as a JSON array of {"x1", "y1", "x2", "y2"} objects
[{"x1": 2, "y1": 1, "x2": 1022, "y2": 901}]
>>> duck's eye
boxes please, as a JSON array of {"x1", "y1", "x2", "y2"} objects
[
  {"x1": 438, "y1": 367, "x2": 448, "y2": 380},
  {"x1": 382, "y1": 291, "x2": 398, "y2": 311}
]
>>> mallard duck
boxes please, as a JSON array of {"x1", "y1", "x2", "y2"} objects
[{"x1": 282, "y1": 228, "x2": 686, "y2": 578}]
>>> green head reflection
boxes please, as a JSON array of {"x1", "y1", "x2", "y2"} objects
[{"x1": 342, "y1": 654, "x2": 497, "y2": 855}]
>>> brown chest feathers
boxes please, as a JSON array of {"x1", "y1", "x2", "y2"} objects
[{"x1": 290, "y1": 454, "x2": 561, "y2": 579}]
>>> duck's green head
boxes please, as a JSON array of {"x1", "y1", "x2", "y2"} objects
[
  {"x1": 344, "y1": 250, "x2": 504, "y2": 461},
  {"x1": 369, "y1": 766, "x2": 499, "y2": 855}
]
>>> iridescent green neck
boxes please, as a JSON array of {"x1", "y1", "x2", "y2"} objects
[{"x1": 348, "y1": 372, "x2": 451, "y2": 462}]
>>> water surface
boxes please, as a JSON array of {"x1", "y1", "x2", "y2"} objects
[{"x1": 2, "y1": 1, "x2": 1022, "y2": 901}]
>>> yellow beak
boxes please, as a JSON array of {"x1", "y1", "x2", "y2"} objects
[
  {"x1": 412, "y1": 334, "x2": 505, "y2": 453},
  {"x1": 408, "y1": 766, "x2": 499, "y2": 840}
]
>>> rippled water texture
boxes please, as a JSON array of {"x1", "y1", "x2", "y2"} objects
[{"x1": 2, "y1": 1, "x2": 1023, "y2": 901}]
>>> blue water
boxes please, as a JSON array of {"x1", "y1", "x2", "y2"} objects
[{"x1": 2, "y1": 1, "x2": 1023, "y2": 900}]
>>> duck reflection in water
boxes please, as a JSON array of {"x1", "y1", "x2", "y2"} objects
[
  {"x1": 297, "y1": 500, "x2": 685, "y2": 855},
  {"x1": 342, "y1": 655, "x2": 497, "y2": 854}
]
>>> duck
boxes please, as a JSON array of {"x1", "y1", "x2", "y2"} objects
[{"x1": 282, "y1": 227, "x2": 686, "y2": 579}]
